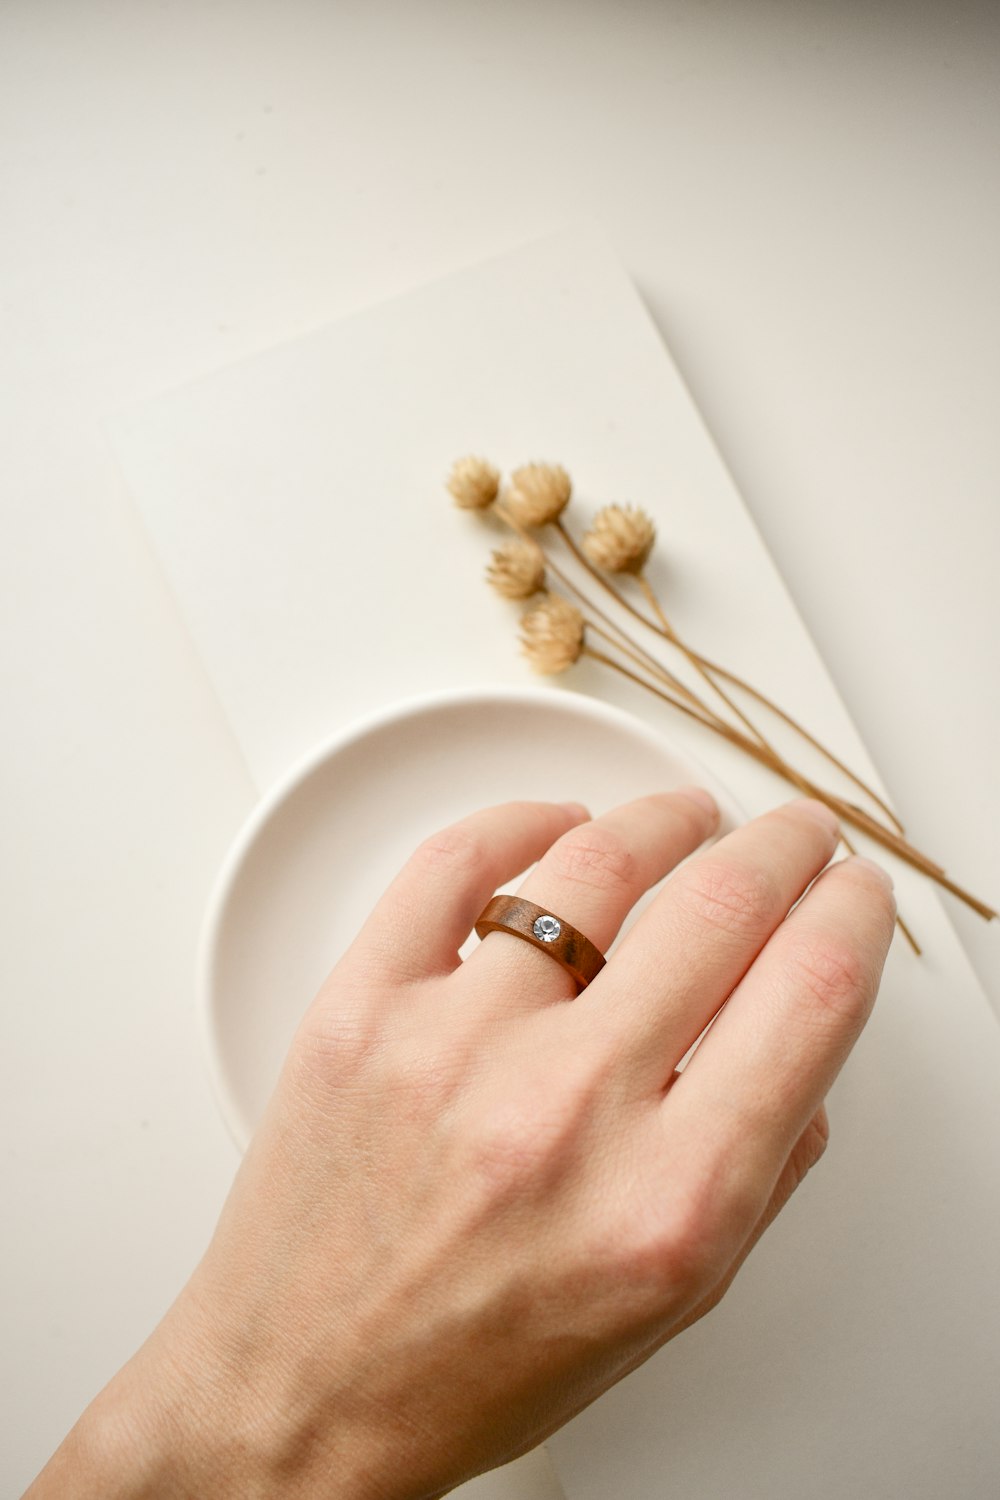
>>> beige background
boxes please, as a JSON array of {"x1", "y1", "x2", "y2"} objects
[{"x1": 3, "y1": 3, "x2": 998, "y2": 1495}]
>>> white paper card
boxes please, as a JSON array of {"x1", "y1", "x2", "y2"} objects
[{"x1": 108, "y1": 227, "x2": 1000, "y2": 1497}]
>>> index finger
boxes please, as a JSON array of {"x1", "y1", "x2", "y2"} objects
[
  {"x1": 659, "y1": 854, "x2": 896, "y2": 1249},
  {"x1": 347, "y1": 799, "x2": 589, "y2": 982}
]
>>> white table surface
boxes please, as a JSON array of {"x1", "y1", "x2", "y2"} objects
[{"x1": 2, "y1": 3, "x2": 997, "y2": 1495}]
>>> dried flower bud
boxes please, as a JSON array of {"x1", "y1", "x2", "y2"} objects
[
  {"x1": 486, "y1": 539, "x2": 546, "y2": 599},
  {"x1": 519, "y1": 593, "x2": 585, "y2": 674},
  {"x1": 504, "y1": 463, "x2": 572, "y2": 527},
  {"x1": 447, "y1": 456, "x2": 501, "y2": 510},
  {"x1": 582, "y1": 503, "x2": 656, "y2": 574}
]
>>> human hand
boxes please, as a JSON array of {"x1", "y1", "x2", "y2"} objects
[{"x1": 31, "y1": 790, "x2": 895, "y2": 1500}]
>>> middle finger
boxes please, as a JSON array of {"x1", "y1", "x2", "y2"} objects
[{"x1": 462, "y1": 788, "x2": 720, "y2": 1009}]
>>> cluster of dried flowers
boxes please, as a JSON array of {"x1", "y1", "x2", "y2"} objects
[{"x1": 447, "y1": 455, "x2": 997, "y2": 954}]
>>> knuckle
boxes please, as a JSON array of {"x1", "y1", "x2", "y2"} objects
[
  {"x1": 810, "y1": 1105, "x2": 831, "y2": 1154},
  {"x1": 787, "y1": 933, "x2": 872, "y2": 1026},
  {"x1": 675, "y1": 858, "x2": 775, "y2": 943},
  {"x1": 547, "y1": 827, "x2": 637, "y2": 896},
  {"x1": 664, "y1": 1187, "x2": 731, "y2": 1292},
  {"x1": 293, "y1": 993, "x2": 384, "y2": 1086},
  {"x1": 412, "y1": 824, "x2": 487, "y2": 877},
  {"x1": 784, "y1": 1110, "x2": 831, "y2": 1197},
  {"x1": 296, "y1": 999, "x2": 467, "y2": 1120},
  {"x1": 377, "y1": 1035, "x2": 467, "y2": 1116},
  {"x1": 614, "y1": 1181, "x2": 724, "y2": 1304},
  {"x1": 802, "y1": 1110, "x2": 830, "y2": 1168},
  {"x1": 465, "y1": 1104, "x2": 563, "y2": 1195},
  {"x1": 463, "y1": 1063, "x2": 600, "y2": 1201}
]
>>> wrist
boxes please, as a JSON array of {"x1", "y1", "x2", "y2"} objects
[
  {"x1": 23, "y1": 1351, "x2": 190, "y2": 1500},
  {"x1": 25, "y1": 1284, "x2": 392, "y2": 1500}
]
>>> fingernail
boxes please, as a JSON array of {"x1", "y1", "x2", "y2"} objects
[
  {"x1": 790, "y1": 797, "x2": 840, "y2": 834},
  {"x1": 674, "y1": 785, "x2": 719, "y2": 820},
  {"x1": 559, "y1": 801, "x2": 590, "y2": 820},
  {"x1": 850, "y1": 855, "x2": 894, "y2": 891}
]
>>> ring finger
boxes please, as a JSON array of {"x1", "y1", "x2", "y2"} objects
[{"x1": 462, "y1": 787, "x2": 720, "y2": 1010}]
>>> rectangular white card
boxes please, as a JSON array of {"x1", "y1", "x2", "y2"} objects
[{"x1": 108, "y1": 227, "x2": 1000, "y2": 1497}]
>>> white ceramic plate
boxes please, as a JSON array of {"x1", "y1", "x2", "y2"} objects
[{"x1": 199, "y1": 684, "x2": 745, "y2": 1148}]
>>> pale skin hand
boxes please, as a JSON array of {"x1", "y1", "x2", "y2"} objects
[{"x1": 27, "y1": 790, "x2": 896, "y2": 1500}]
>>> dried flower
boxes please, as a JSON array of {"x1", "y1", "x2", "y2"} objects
[
  {"x1": 519, "y1": 593, "x2": 585, "y2": 674},
  {"x1": 447, "y1": 456, "x2": 501, "y2": 510},
  {"x1": 486, "y1": 539, "x2": 546, "y2": 599},
  {"x1": 582, "y1": 503, "x2": 656, "y2": 574},
  {"x1": 449, "y1": 460, "x2": 996, "y2": 944},
  {"x1": 504, "y1": 462, "x2": 572, "y2": 527}
]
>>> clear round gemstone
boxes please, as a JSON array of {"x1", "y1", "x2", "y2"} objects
[{"x1": 533, "y1": 913, "x2": 562, "y2": 943}]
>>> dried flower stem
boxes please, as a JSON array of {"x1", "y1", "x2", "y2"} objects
[
  {"x1": 559, "y1": 516, "x2": 921, "y2": 865},
  {"x1": 581, "y1": 643, "x2": 996, "y2": 921},
  {"x1": 636, "y1": 569, "x2": 920, "y2": 952},
  {"x1": 551, "y1": 512, "x2": 968, "y2": 903},
  {"x1": 638, "y1": 571, "x2": 773, "y2": 750},
  {"x1": 557, "y1": 517, "x2": 904, "y2": 838},
  {"x1": 581, "y1": 645, "x2": 741, "y2": 738},
  {"x1": 640, "y1": 579, "x2": 908, "y2": 841},
  {"x1": 487, "y1": 494, "x2": 989, "y2": 925},
  {"x1": 581, "y1": 610, "x2": 726, "y2": 725},
  {"x1": 679, "y1": 651, "x2": 908, "y2": 837},
  {"x1": 586, "y1": 620, "x2": 725, "y2": 728}
]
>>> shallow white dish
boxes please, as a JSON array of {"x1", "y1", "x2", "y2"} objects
[{"x1": 199, "y1": 684, "x2": 745, "y2": 1148}]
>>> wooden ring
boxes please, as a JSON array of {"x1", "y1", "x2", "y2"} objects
[{"x1": 474, "y1": 895, "x2": 606, "y2": 993}]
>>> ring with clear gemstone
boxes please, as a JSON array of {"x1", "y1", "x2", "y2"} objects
[{"x1": 532, "y1": 914, "x2": 562, "y2": 943}]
